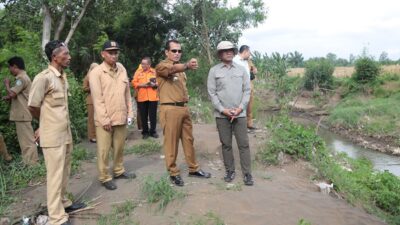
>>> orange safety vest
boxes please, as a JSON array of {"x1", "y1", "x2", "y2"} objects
[{"x1": 131, "y1": 67, "x2": 159, "y2": 102}]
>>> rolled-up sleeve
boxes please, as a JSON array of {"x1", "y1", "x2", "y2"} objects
[
  {"x1": 207, "y1": 68, "x2": 224, "y2": 113},
  {"x1": 89, "y1": 69, "x2": 111, "y2": 126},
  {"x1": 239, "y1": 69, "x2": 251, "y2": 110}
]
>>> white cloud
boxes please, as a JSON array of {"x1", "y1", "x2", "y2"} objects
[{"x1": 239, "y1": 0, "x2": 400, "y2": 60}]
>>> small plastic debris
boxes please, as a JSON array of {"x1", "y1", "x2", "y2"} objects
[
  {"x1": 316, "y1": 182, "x2": 334, "y2": 195},
  {"x1": 22, "y1": 216, "x2": 30, "y2": 225},
  {"x1": 36, "y1": 215, "x2": 50, "y2": 225}
]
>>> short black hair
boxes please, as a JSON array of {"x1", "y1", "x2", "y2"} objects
[
  {"x1": 8, "y1": 56, "x2": 25, "y2": 70},
  {"x1": 165, "y1": 40, "x2": 180, "y2": 50},
  {"x1": 239, "y1": 45, "x2": 250, "y2": 53},
  {"x1": 44, "y1": 40, "x2": 66, "y2": 61},
  {"x1": 142, "y1": 57, "x2": 152, "y2": 64}
]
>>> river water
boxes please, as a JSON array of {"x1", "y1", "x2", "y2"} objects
[{"x1": 288, "y1": 116, "x2": 400, "y2": 176}]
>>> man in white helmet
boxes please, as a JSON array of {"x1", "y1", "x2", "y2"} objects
[{"x1": 207, "y1": 41, "x2": 253, "y2": 186}]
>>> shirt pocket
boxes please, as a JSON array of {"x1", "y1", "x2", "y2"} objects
[
  {"x1": 49, "y1": 92, "x2": 65, "y2": 107},
  {"x1": 215, "y1": 74, "x2": 226, "y2": 90}
]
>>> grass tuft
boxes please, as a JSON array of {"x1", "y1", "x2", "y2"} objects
[
  {"x1": 125, "y1": 139, "x2": 162, "y2": 156},
  {"x1": 97, "y1": 200, "x2": 138, "y2": 225}
]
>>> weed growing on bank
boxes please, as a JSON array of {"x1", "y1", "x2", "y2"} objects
[
  {"x1": 97, "y1": 200, "x2": 138, "y2": 225},
  {"x1": 0, "y1": 146, "x2": 92, "y2": 216},
  {"x1": 125, "y1": 139, "x2": 162, "y2": 156},
  {"x1": 259, "y1": 114, "x2": 400, "y2": 224},
  {"x1": 141, "y1": 175, "x2": 185, "y2": 211}
]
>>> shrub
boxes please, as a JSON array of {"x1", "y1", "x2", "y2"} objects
[
  {"x1": 304, "y1": 58, "x2": 334, "y2": 91},
  {"x1": 352, "y1": 57, "x2": 380, "y2": 83}
]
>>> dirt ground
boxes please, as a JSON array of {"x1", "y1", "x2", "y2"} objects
[{"x1": 7, "y1": 123, "x2": 387, "y2": 225}]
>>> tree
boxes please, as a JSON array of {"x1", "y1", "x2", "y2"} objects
[
  {"x1": 379, "y1": 51, "x2": 390, "y2": 65},
  {"x1": 304, "y1": 58, "x2": 334, "y2": 91},
  {"x1": 287, "y1": 51, "x2": 304, "y2": 68},
  {"x1": 173, "y1": 0, "x2": 267, "y2": 65},
  {"x1": 326, "y1": 52, "x2": 337, "y2": 65}
]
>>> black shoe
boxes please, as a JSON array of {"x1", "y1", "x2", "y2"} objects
[
  {"x1": 224, "y1": 170, "x2": 236, "y2": 182},
  {"x1": 114, "y1": 171, "x2": 136, "y2": 179},
  {"x1": 150, "y1": 133, "x2": 159, "y2": 138},
  {"x1": 170, "y1": 175, "x2": 184, "y2": 186},
  {"x1": 65, "y1": 202, "x2": 86, "y2": 213},
  {"x1": 61, "y1": 220, "x2": 71, "y2": 225},
  {"x1": 102, "y1": 180, "x2": 117, "y2": 190},
  {"x1": 243, "y1": 173, "x2": 254, "y2": 186},
  {"x1": 188, "y1": 169, "x2": 211, "y2": 178}
]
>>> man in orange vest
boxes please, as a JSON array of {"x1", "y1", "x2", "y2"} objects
[{"x1": 132, "y1": 57, "x2": 159, "y2": 139}]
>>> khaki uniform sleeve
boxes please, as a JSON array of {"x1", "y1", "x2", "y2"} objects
[
  {"x1": 89, "y1": 69, "x2": 111, "y2": 126},
  {"x1": 155, "y1": 61, "x2": 174, "y2": 78},
  {"x1": 10, "y1": 78, "x2": 26, "y2": 95},
  {"x1": 82, "y1": 75, "x2": 90, "y2": 93},
  {"x1": 123, "y1": 68, "x2": 134, "y2": 118},
  {"x1": 28, "y1": 75, "x2": 47, "y2": 107}
]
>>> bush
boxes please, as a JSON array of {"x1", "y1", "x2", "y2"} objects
[
  {"x1": 67, "y1": 75, "x2": 87, "y2": 143},
  {"x1": 304, "y1": 58, "x2": 334, "y2": 91},
  {"x1": 352, "y1": 57, "x2": 380, "y2": 83}
]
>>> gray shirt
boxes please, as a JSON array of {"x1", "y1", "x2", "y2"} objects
[{"x1": 207, "y1": 62, "x2": 251, "y2": 118}]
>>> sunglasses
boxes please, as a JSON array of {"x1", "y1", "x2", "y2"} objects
[{"x1": 170, "y1": 49, "x2": 182, "y2": 53}]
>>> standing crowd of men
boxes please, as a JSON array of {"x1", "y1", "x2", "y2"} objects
[{"x1": 1, "y1": 39, "x2": 257, "y2": 225}]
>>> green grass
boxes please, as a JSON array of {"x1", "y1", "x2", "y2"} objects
[
  {"x1": 125, "y1": 139, "x2": 162, "y2": 156},
  {"x1": 141, "y1": 175, "x2": 185, "y2": 211},
  {"x1": 97, "y1": 200, "x2": 138, "y2": 225},
  {"x1": 215, "y1": 181, "x2": 243, "y2": 191},
  {"x1": 298, "y1": 218, "x2": 312, "y2": 225},
  {"x1": 328, "y1": 93, "x2": 400, "y2": 138},
  {"x1": 0, "y1": 146, "x2": 92, "y2": 216}
]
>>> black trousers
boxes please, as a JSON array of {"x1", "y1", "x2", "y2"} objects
[{"x1": 137, "y1": 101, "x2": 158, "y2": 135}]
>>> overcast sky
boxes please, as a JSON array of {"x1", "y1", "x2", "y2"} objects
[{"x1": 238, "y1": 0, "x2": 400, "y2": 60}]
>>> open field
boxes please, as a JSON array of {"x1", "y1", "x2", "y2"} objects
[{"x1": 288, "y1": 65, "x2": 400, "y2": 77}]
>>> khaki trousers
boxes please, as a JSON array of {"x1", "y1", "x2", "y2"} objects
[
  {"x1": 15, "y1": 121, "x2": 39, "y2": 165},
  {"x1": 216, "y1": 117, "x2": 251, "y2": 175},
  {"x1": 96, "y1": 125, "x2": 127, "y2": 183},
  {"x1": 87, "y1": 104, "x2": 96, "y2": 140},
  {"x1": 159, "y1": 105, "x2": 199, "y2": 176},
  {"x1": 42, "y1": 144, "x2": 73, "y2": 225},
  {"x1": 247, "y1": 81, "x2": 254, "y2": 128},
  {"x1": 0, "y1": 134, "x2": 12, "y2": 161}
]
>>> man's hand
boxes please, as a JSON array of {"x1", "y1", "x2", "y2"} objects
[
  {"x1": 3, "y1": 78, "x2": 10, "y2": 86},
  {"x1": 232, "y1": 107, "x2": 243, "y2": 116},
  {"x1": 34, "y1": 128, "x2": 40, "y2": 142},
  {"x1": 103, "y1": 123, "x2": 112, "y2": 132},
  {"x1": 186, "y1": 58, "x2": 198, "y2": 70},
  {"x1": 251, "y1": 66, "x2": 258, "y2": 74},
  {"x1": 127, "y1": 118, "x2": 133, "y2": 126}
]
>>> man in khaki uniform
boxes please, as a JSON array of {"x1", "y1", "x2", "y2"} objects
[
  {"x1": 82, "y1": 63, "x2": 99, "y2": 143},
  {"x1": 0, "y1": 133, "x2": 12, "y2": 161},
  {"x1": 28, "y1": 40, "x2": 85, "y2": 225},
  {"x1": 3, "y1": 56, "x2": 38, "y2": 165},
  {"x1": 155, "y1": 40, "x2": 211, "y2": 186},
  {"x1": 89, "y1": 41, "x2": 135, "y2": 191}
]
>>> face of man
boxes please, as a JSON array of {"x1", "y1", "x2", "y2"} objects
[
  {"x1": 101, "y1": 50, "x2": 119, "y2": 66},
  {"x1": 242, "y1": 49, "x2": 251, "y2": 60},
  {"x1": 141, "y1": 59, "x2": 150, "y2": 71},
  {"x1": 219, "y1": 49, "x2": 235, "y2": 63},
  {"x1": 53, "y1": 46, "x2": 71, "y2": 69},
  {"x1": 8, "y1": 65, "x2": 18, "y2": 76},
  {"x1": 165, "y1": 42, "x2": 182, "y2": 63}
]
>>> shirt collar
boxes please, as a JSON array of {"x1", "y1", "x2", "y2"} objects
[
  {"x1": 15, "y1": 70, "x2": 27, "y2": 79},
  {"x1": 219, "y1": 62, "x2": 235, "y2": 69},
  {"x1": 102, "y1": 62, "x2": 118, "y2": 73},
  {"x1": 48, "y1": 65, "x2": 63, "y2": 77}
]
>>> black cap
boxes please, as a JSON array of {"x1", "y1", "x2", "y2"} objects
[{"x1": 102, "y1": 40, "x2": 120, "y2": 51}]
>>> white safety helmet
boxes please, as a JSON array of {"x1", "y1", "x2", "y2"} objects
[{"x1": 216, "y1": 41, "x2": 238, "y2": 53}]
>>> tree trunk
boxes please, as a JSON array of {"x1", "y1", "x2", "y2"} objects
[
  {"x1": 54, "y1": 0, "x2": 71, "y2": 40},
  {"x1": 41, "y1": 3, "x2": 52, "y2": 50},
  {"x1": 64, "y1": 0, "x2": 91, "y2": 45},
  {"x1": 200, "y1": 1, "x2": 213, "y2": 65}
]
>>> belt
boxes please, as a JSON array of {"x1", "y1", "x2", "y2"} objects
[{"x1": 160, "y1": 102, "x2": 187, "y2": 107}]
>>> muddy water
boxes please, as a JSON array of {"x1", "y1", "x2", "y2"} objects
[
  {"x1": 290, "y1": 116, "x2": 400, "y2": 176},
  {"x1": 317, "y1": 127, "x2": 400, "y2": 176}
]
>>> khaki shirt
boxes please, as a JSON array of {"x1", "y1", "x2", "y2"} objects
[
  {"x1": 155, "y1": 59, "x2": 189, "y2": 104},
  {"x1": 82, "y1": 74, "x2": 93, "y2": 105},
  {"x1": 28, "y1": 65, "x2": 72, "y2": 147},
  {"x1": 89, "y1": 62, "x2": 133, "y2": 127},
  {"x1": 10, "y1": 71, "x2": 32, "y2": 121}
]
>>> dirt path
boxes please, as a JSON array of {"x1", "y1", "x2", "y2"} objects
[{"x1": 9, "y1": 124, "x2": 386, "y2": 225}]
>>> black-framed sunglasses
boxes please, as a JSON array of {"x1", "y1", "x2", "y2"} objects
[{"x1": 170, "y1": 49, "x2": 182, "y2": 53}]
